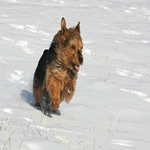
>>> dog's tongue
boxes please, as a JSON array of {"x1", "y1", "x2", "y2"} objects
[{"x1": 75, "y1": 65, "x2": 80, "y2": 71}]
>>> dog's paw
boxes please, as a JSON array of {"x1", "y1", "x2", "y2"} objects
[
  {"x1": 46, "y1": 106, "x2": 50, "y2": 111},
  {"x1": 53, "y1": 109, "x2": 61, "y2": 115}
]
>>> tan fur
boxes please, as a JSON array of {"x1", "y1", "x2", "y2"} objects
[{"x1": 33, "y1": 18, "x2": 83, "y2": 113}]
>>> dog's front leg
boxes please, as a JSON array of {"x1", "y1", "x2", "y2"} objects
[{"x1": 46, "y1": 75, "x2": 61, "y2": 110}]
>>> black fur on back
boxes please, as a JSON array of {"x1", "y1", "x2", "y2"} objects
[{"x1": 34, "y1": 46, "x2": 57, "y2": 84}]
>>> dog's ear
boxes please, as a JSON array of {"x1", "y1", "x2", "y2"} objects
[
  {"x1": 76, "y1": 22, "x2": 80, "y2": 33},
  {"x1": 61, "y1": 17, "x2": 67, "y2": 35}
]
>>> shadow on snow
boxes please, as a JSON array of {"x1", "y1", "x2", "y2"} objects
[{"x1": 20, "y1": 90, "x2": 61, "y2": 117}]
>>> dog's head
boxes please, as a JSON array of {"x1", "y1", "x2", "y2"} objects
[{"x1": 54, "y1": 18, "x2": 83, "y2": 74}]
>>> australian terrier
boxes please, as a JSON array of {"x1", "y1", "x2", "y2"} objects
[{"x1": 33, "y1": 17, "x2": 83, "y2": 113}]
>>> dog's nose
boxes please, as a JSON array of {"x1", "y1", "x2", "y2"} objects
[{"x1": 79, "y1": 56, "x2": 83, "y2": 64}]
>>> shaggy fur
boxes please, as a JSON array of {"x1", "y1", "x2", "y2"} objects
[{"x1": 33, "y1": 18, "x2": 83, "y2": 112}]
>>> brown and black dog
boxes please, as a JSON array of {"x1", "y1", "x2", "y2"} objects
[{"x1": 33, "y1": 17, "x2": 83, "y2": 113}]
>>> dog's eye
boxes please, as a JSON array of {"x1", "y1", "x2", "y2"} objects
[{"x1": 71, "y1": 45, "x2": 75, "y2": 50}]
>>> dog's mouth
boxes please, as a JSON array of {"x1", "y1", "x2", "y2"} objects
[
  {"x1": 71, "y1": 63, "x2": 80, "y2": 72},
  {"x1": 75, "y1": 65, "x2": 80, "y2": 71}
]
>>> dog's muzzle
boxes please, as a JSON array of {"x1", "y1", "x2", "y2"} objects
[
  {"x1": 79, "y1": 56, "x2": 83, "y2": 64},
  {"x1": 78, "y1": 50, "x2": 83, "y2": 64}
]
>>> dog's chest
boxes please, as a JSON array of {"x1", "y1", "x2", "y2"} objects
[{"x1": 51, "y1": 68, "x2": 76, "y2": 93}]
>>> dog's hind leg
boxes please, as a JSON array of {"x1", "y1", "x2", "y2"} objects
[
  {"x1": 33, "y1": 77, "x2": 43, "y2": 108},
  {"x1": 33, "y1": 87, "x2": 42, "y2": 107}
]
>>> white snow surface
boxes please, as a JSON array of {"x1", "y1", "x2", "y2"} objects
[{"x1": 0, "y1": 0, "x2": 150, "y2": 149}]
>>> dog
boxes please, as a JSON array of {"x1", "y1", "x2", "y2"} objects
[{"x1": 33, "y1": 17, "x2": 83, "y2": 113}]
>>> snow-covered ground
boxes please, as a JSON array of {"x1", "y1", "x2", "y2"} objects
[{"x1": 0, "y1": 0, "x2": 150, "y2": 149}]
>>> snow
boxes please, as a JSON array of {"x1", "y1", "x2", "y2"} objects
[{"x1": 0, "y1": 0, "x2": 150, "y2": 149}]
